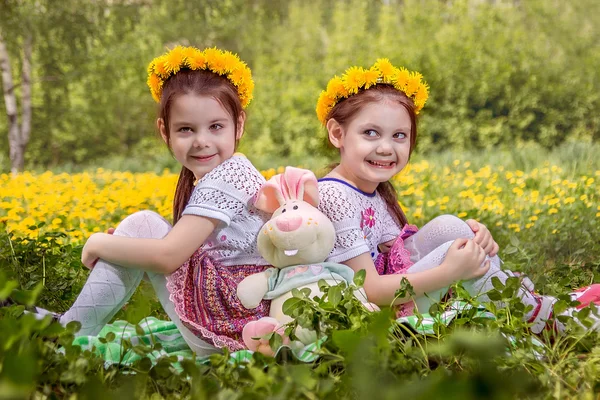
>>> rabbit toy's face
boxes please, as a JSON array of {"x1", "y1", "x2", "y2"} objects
[{"x1": 257, "y1": 200, "x2": 335, "y2": 268}]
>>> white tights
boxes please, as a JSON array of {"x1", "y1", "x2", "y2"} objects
[
  {"x1": 402, "y1": 215, "x2": 542, "y2": 324},
  {"x1": 60, "y1": 211, "x2": 217, "y2": 356}
]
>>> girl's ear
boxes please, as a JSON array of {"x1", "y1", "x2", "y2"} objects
[
  {"x1": 157, "y1": 118, "x2": 168, "y2": 144},
  {"x1": 326, "y1": 118, "x2": 344, "y2": 149},
  {"x1": 236, "y1": 111, "x2": 246, "y2": 140}
]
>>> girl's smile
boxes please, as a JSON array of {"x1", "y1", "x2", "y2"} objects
[{"x1": 329, "y1": 99, "x2": 412, "y2": 193}]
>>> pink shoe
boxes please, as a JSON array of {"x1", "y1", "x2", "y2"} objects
[
  {"x1": 242, "y1": 317, "x2": 290, "y2": 357},
  {"x1": 571, "y1": 284, "x2": 600, "y2": 309}
]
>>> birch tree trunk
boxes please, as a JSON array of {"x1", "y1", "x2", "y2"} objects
[{"x1": 0, "y1": 31, "x2": 32, "y2": 174}]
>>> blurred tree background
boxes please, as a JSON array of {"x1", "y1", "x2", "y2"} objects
[{"x1": 0, "y1": 0, "x2": 599, "y2": 172}]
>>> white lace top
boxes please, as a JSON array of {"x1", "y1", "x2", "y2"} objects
[
  {"x1": 317, "y1": 178, "x2": 401, "y2": 263},
  {"x1": 182, "y1": 155, "x2": 270, "y2": 266}
]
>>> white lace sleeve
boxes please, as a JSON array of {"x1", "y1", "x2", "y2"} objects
[
  {"x1": 183, "y1": 156, "x2": 265, "y2": 226},
  {"x1": 318, "y1": 182, "x2": 370, "y2": 263}
]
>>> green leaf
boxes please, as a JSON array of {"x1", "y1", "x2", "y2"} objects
[
  {"x1": 504, "y1": 245, "x2": 518, "y2": 255},
  {"x1": 509, "y1": 235, "x2": 520, "y2": 247},
  {"x1": 328, "y1": 285, "x2": 342, "y2": 307},
  {"x1": 136, "y1": 357, "x2": 152, "y2": 373},
  {"x1": 553, "y1": 299, "x2": 568, "y2": 315},
  {"x1": 353, "y1": 269, "x2": 366, "y2": 287},
  {"x1": 135, "y1": 324, "x2": 145, "y2": 336},
  {"x1": 269, "y1": 331, "x2": 283, "y2": 350},
  {"x1": 487, "y1": 290, "x2": 502, "y2": 301},
  {"x1": 282, "y1": 297, "x2": 303, "y2": 316},
  {"x1": 0, "y1": 280, "x2": 18, "y2": 301},
  {"x1": 491, "y1": 276, "x2": 505, "y2": 291},
  {"x1": 331, "y1": 329, "x2": 361, "y2": 355}
]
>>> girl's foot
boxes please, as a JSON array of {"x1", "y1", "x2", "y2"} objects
[{"x1": 529, "y1": 284, "x2": 600, "y2": 334}]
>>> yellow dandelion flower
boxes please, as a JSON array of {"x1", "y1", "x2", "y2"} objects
[
  {"x1": 147, "y1": 73, "x2": 162, "y2": 102},
  {"x1": 147, "y1": 60, "x2": 156, "y2": 76},
  {"x1": 316, "y1": 92, "x2": 336, "y2": 123},
  {"x1": 393, "y1": 67, "x2": 411, "y2": 89},
  {"x1": 206, "y1": 49, "x2": 227, "y2": 74},
  {"x1": 186, "y1": 50, "x2": 207, "y2": 70},
  {"x1": 229, "y1": 67, "x2": 246, "y2": 87},
  {"x1": 153, "y1": 55, "x2": 169, "y2": 77},
  {"x1": 326, "y1": 76, "x2": 347, "y2": 99},
  {"x1": 374, "y1": 58, "x2": 395, "y2": 81},
  {"x1": 163, "y1": 46, "x2": 186, "y2": 75},
  {"x1": 404, "y1": 72, "x2": 422, "y2": 97},
  {"x1": 221, "y1": 51, "x2": 239, "y2": 73},
  {"x1": 414, "y1": 83, "x2": 429, "y2": 111},
  {"x1": 181, "y1": 46, "x2": 197, "y2": 61},
  {"x1": 363, "y1": 68, "x2": 379, "y2": 89},
  {"x1": 343, "y1": 66, "x2": 366, "y2": 94},
  {"x1": 548, "y1": 208, "x2": 558, "y2": 215}
]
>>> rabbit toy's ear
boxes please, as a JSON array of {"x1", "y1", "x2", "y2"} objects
[
  {"x1": 254, "y1": 174, "x2": 286, "y2": 213},
  {"x1": 255, "y1": 167, "x2": 319, "y2": 213},
  {"x1": 283, "y1": 167, "x2": 319, "y2": 208}
]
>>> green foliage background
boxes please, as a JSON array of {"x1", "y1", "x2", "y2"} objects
[{"x1": 1, "y1": 0, "x2": 599, "y2": 171}]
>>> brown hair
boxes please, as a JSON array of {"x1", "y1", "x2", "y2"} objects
[
  {"x1": 158, "y1": 69, "x2": 244, "y2": 223},
  {"x1": 326, "y1": 84, "x2": 418, "y2": 228}
]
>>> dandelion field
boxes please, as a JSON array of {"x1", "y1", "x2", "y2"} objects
[{"x1": 1, "y1": 146, "x2": 600, "y2": 398}]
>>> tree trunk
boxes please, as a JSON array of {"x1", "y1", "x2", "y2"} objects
[
  {"x1": 20, "y1": 34, "x2": 32, "y2": 171},
  {"x1": 0, "y1": 32, "x2": 23, "y2": 174}
]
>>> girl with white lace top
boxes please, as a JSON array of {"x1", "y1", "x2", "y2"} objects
[
  {"x1": 315, "y1": 59, "x2": 600, "y2": 332},
  {"x1": 59, "y1": 47, "x2": 273, "y2": 354}
]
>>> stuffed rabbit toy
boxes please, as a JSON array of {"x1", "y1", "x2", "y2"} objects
[{"x1": 237, "y1": 167, "x2": 376, "y2": 356}]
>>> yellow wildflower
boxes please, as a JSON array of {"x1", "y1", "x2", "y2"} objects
[{"x1": 343, "y1": 66, "x2": 366, "y2": 94}]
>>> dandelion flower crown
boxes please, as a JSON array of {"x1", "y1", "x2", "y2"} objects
[
  {"x1": 316, "y1": 58, "x2": 429, "y2": 125},
  {"x1": 147, "y1": 46, "x2": 254, "y2": 108}
]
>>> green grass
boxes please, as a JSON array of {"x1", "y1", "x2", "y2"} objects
[{"x1": 1, "y1": 143, "x2": 599, "y2": 398}]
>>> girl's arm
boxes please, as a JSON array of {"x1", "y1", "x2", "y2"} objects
[
  {"x1": 82, "y1": 214, "x2": 218, "y2": 274},
  {"x1": 344, "y1": 238, "x2": 490, "y2": 306}
]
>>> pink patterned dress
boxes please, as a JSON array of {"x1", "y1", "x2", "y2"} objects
[{"x1": 166, "y1": 156, "x2": 271, "y2": 351}]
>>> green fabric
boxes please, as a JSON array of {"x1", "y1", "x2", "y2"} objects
[{"x1": 72, "y1": 302, "x2": 542, "y2": 368}]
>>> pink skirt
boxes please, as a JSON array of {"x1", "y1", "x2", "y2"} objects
[
  {"x1": 375, "y1": 224, "x2": 418, "y2": 317},
  {"x1": 166, "y1": 249, "x2": 271, "y2": 351}
]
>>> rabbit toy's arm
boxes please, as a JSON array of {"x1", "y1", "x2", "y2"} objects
[{"x1": 237, "y1": 271, "x2": 271, "y2": 309}]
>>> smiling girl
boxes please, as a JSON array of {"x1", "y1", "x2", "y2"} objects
[
  {"x1": 59, "y1": 46, "x2": 273, "y2": 353},
  {"x1": 315, "y1": 59, "x2": 600, "y2": 332}
]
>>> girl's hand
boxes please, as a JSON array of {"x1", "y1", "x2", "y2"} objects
[
  {"x1": 465, "y1": 219, "x2": 499, "y2": 257},
  {"x1": 442, "y1": 238, "x2": 490, "y2": 282},
  {"x1": 81, "y1": 233, "x2": 104, "y2": 269}
]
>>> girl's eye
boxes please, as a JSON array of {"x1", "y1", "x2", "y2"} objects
[
  {"x1": 179, "y1": 127, "x2": 193, "y2": 133},
  {"x1": 394, "y1": 132, "x2": 407, "y2": 139},
  {"x1": 363, "y1": 129, "x2": 378, "y2": 137},
  {"x1": 210, "y1": 124, "x2": 223, "y2": 131}
]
